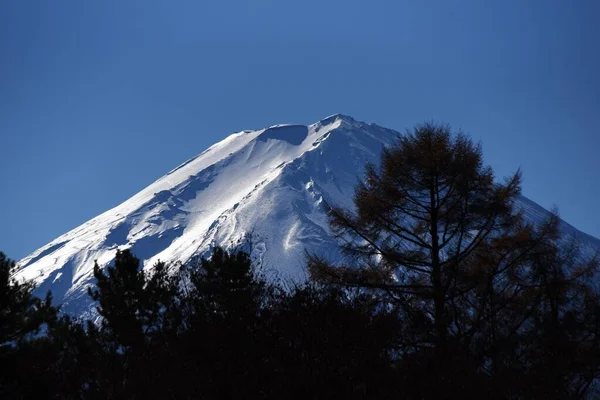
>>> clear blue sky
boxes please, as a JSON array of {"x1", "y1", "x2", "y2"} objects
[{"x1": 1, "y1": 0, "x2": 599, "y2": 259}]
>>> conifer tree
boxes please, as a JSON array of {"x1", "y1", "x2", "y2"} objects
[
  {"x1": 174, "y1": 247, "x2": 270, "y2": 398},
  {"x1": 309, "y1": 123, "x2": 520, "y2": 358},
  {"x1": 88, "y1": 249, "x2": 182, "y2": 398},
  {"x1": 0, "y1": 252, "x2": 57, "y2": 397},
  {"x1": 186, "y1": 246, "x2": 266, "y2": 323},
  {"x1": 89, "y1": 249, "x2": 181, "y2": 348},
  {"x1": 264, "y1": 284, "x2": 401, "y2": 399},
  {"x1": 307, "y1": 122, "x2": 600, "y2": 397},
  {"x1": 513, "y1": 229, "x2": 600, "y2": 397}
]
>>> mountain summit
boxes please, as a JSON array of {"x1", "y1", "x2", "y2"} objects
[{"x1": 15, "y1": 116, "x2": 600, "y2": 316}]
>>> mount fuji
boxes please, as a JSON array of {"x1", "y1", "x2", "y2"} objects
[{"x1": 15, "y1": 115, "x2": 600, "y2": 316}]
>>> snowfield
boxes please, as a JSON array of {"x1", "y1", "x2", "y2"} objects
[{"x1": 15, "y1": 114, "x2": 600, "y2": 316}]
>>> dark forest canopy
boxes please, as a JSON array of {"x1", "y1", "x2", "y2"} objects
[{"x1": 2, "y1": 123, "x2": 599, "y2": 399}]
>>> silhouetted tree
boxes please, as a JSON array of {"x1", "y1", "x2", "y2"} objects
[
  {"x1": 88, "y1": 249, "x2": 183, "y2": 398},
  {"x1": 167, "y1": 247, "x2": 269, "y2": 398},
  {"x1": 82, "y1": 246, "x2": 402, "y2": 399},
  {"x1": 308, "y1": 122, "x2": 600, "y2": 398},
  {"x1": 0, "y1": 252, "x2": 58, "y2": 398},
  {"x1": 309, "y1": 123, "x2": 518, "y2": 354},
  {"x1": 263, "y1": 284, "x2": 401, "y2": 399},
  {"x1": 506, "y1": 227, "x2": 600, "y2": 398}
]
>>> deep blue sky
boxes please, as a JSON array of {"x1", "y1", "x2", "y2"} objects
[{"x1": 1, "y1": 0, "x2": 599, "y2": 259}]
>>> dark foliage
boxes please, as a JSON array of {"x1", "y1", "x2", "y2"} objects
[
  {"x1": 0, "y1": 252, "x2": 59, "y2": 399},
  {"x1": 0, "y1": 247, "x2": 396, "y2": 399},
  {"x1": 309, "y1": 122, "x2": 600, "y2": 398}
]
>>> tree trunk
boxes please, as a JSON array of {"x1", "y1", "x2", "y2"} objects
[{"x1": 430, "y1": 177, "x2": 446, "y2": 361}]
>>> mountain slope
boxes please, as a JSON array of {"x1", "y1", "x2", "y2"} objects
[{"x1": 15, "y1": 115, "x2": 600, "y2": 316}]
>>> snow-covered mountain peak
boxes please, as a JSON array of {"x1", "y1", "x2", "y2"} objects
[
  {"x1": 318, "y1": 113, "x2": 355, "y2": 124},
  {"x1": 14, "y1": 115, "x2": 600, "y2": 317}
]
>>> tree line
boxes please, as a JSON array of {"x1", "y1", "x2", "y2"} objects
[{"x1": 1, "y1": 123, "x2": 599, "y2": 399}]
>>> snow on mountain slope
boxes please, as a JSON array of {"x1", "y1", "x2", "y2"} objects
[{"x1": 15, "y1": 115, "x2": 600, "y2": 316}]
